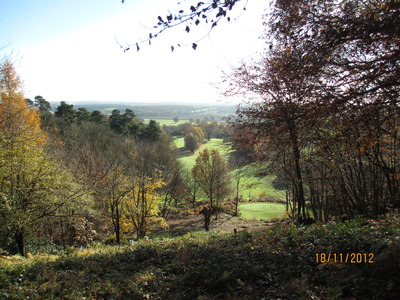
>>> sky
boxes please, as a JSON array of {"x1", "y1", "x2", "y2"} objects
[{"x1": 1, "y1": 0, "x2": 268, "y2": 104}]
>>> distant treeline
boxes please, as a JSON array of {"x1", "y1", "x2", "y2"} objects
[{"x1": 48, "y1": 102, "x2": 236, "y2": 120}]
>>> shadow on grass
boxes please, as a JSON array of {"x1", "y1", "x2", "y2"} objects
[
  {"x1": 176, "y1": 146, "x2": 194, "y2": 158},
  {"x1": 3, "y1": 217, "x2": 400, "y2": 299}
]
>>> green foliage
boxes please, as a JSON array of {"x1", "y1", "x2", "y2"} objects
[
  {"x1": 33, "y1": 95, "x2": 51, "y2": 113},
  {"x1": 0, "y1": 61, "x2": 90, "y2": 256},
  {"x1": 184, "y1": 132, "x2": 198, "y2": 153},
  {"x1": 233, "y1": 164, "x2": 286, "y2": 201},
  {"x1": 139, "y1": 120, "x2": 161, "y2": 141},
  {"x1": 125, "y1": 172, "x2": 167, "y2": 239},
  {"x1": 55, "y1": 101, "x2": 76, "y2": 124},
  {"x1": 109, "y1": 108, "x2": 138, "y2": 135},
  {"x1": 76, "y1": 107, "x2": 91, "y2": 123},
  {"x1": 184, "y1": 125, "x2": 205, "y2": 152},
  {"x1": 103, "y1": 233, "x2": 127, "y2": 245},
  {"x1": 192, "y1": 148, "x2": 231, "y2": 207},
  {"x1": 25, "y1": 237, "x2": 64, "y2": 255},
  {"x1": 177, "y1": 138, "x2": 231, "y2": 171},
  {"x1": 177, "y1": 138, "x2": 284, "y2": 201},
  {"x1": 0, "y1": 140, "x2": 90, "y2": 255},
  {"x1": 89, "y1": 109, "x2": 106, "y2": 123}
]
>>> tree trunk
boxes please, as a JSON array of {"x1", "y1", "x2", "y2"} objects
[
  {"x1": 234, "y1": 176, "x2": 240, "y2": 217},
  {"x1": 15, "y1": 230, "x2": 25, "y2": 257},
  {"x1": 288, "y1": 119, "x2": 306, "y2": 220},
  {"x1": 234, "y1": 196, "x2": 239, "y2": 217},
  {"x1": 115, "y1": 204, "x2": 121, "y2": 244},
  {"x1": 201, "y1": 206, "x2": 212, "y2": 231}
]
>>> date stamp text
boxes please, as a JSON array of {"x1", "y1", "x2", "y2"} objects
[{"x1": 315, "y1": 253, "x2": 375, "y2": 264}]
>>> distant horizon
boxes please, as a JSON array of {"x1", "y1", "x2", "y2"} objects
[
  {"x1": 4, "y1": 0, "x2": 266, "y2": 106},
  {"x1": 47, "y1": 100, "x2": 238, "y2": 106},
  {"x1": 44, "y1": 99, "x2": 237, "y2": 120}
]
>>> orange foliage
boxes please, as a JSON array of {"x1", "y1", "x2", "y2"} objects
[{"x1": 0, "y1": 60, "x2": 46, "y2": 145}]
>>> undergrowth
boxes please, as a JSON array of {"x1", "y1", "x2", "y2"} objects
[{"x1": 1, "y1": 214, "x2": 400, "y2": 299}]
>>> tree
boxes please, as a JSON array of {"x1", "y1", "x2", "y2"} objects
[
  {"x1": 160, "y1": 161, "x2": 189, "y2": 217},
  {"x1": 140, "y1": 120, "x2": 161, "y2": 141},
  {"x1": 55, "y1": 120, "x2": 178, "y2": 243},
  {"x1": 55, "y1": 101, "x2": 77, "y2": 124},
  {"x1": 0, "y1": 143, "x2": 88, "y2": 255},
  {"x1": 270, "y1": 0, "x2": 400, "y2": 219},
  {"x1": 225, "y1": 0, "x2": 400, "y2": 221},
  {"x1": 32, "y1": 95, "x2": 53, "y2": 129},
  {"x1": 25, "y1": 98, "x2": 33, "y2": 107},
  {"x1": 192, "y1": 149, "x2": 231, "y2": 228},
  {"x1": 184, "y1": 133, "x2": 199, "y2": 153},
  {"x1": 109, "y1": 109, "x2": 144, "y2": 137},
  {"x1": 56, "y1": 121, "x2": 132, "y2": 244},
  {"x1": 230, "y1": 156, "x2": 247, "y2": 217},
  {"x1": 125, "y1": 172, "x2": 167, "y2": 239},
  {"x1": 0, "y1": 59, "x2": 87, "y2": 255},
  {"x1": 90, "y1": 110, "x2": 107, "y2": 124},
  {"x1": 109, "y1": 109, "x2": 125, "y2": 134},
  {"x1": 203, "y1": 122, "x2": 218, "y2": 140},
  {"x1": 101, "y1": 166, "x2": 131, "y2": 244},
  {"x1": 225, "y1": 46, "x2": 321, "y2": 220},
  {"x1": 124, "y1": 108, "x2": 136, "y2": 121},
  {"x1": 173, "y1": 117, "x2": 179, "y2": 123},
  {"x1": 76, "y1": 107, "x2": 91, "y2": 123},
  {"x1": 34, "y1": 95, "x2": 51, "y2": 113},
  {"x1": 122, "y1": 0, "x2": 245, "y2": 51},
  {"x1": 0, "y1": 60, "x2": 43, "y2": 143},
  {"x1": 184, "y1": 125, "x2": 205, "y2": 152}
]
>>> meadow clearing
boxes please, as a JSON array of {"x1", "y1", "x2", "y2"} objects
[{"x1": 174, "y1": 136, "x2": 286, "y2": 220}]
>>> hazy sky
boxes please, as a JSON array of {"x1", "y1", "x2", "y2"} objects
[{"x1": 1, "y1": 0, "x2": 267, "y2": 104}]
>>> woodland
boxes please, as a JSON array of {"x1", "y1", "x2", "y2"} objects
[{"x1": 1, "y1": 0, "x2": 400, "y2": 299}]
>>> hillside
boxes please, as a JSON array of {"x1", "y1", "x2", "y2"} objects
[
  {"x1": 175, "y1": 137, "x2": 285, "y2": 201},
  {"x1": 1, "y1": 215, "x2": 399, "y2": 299}
]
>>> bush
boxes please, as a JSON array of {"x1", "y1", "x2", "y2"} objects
[
  {"x1": 103, "y1": 233, "x2": 127, "y2": 245},
  {"x1": 25, "y1": 237, "x2": 64, "y2": 255}
]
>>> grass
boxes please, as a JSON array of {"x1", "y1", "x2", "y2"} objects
[
  {"x1": 144, "y1": 119, "x2": 191, "y2": 126},
  {"x1": 235, "y1": 164, "x2": 285, "y2": 201},
  {"x1": 174, "y1": 136, "x2": 185, "y2": 148},
  {"x1": 1, "y1": 215, "x2": 400, "y2": 299},
  {"x1": 239, "y1": 202, "x2": 286, "y2": 220},
  {"x1": 176, "y1": 138, "x2": 233, "y2": 171},
  {"x1": 175, "y1": 138, "x2": 285, "y2": 201}
]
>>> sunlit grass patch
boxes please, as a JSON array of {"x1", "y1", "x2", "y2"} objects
[
  {"x1": 176, "y1": 138, "x2": 285, "y2": 200},
  {"x1": 239, "y1": 202, "x2": 286, "y2": 220},
  {"x1": 144, "y1": 119, "x2": 190, "y2": 126},
  {"x1": 177, "y1": 138, "x2": 232, "y2": 170}
]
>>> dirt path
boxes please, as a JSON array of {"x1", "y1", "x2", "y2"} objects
[{"x1": 152, "y1": 212, "x2": 277, "y2": 237}]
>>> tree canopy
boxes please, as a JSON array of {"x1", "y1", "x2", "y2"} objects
[
  {"x1": 192, "y1": 148, "x2": 231, "y2": 208},
  {"x1": 0, "y1": 60, "x2": 87, "y2": 256},
  {"x1": 226, "y1": 0, "x2": 400, "y2": 221}
]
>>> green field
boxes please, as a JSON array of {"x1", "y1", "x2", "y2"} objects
[
  {"x1": 239, "y1": 202, "x2": 286, "y2": 220},
  {"x1": 144, "y1": 118, "x2": 191, "y2": 126},
  {"x1": 175, "y1": 137, "x2": 285, "y2": 201},
  {"x1": 145, "y1": 118, "x2": 226, "y2": 127},
  {"x1": 175, "y1": 137, "x2": 233, "y2": 170},
  {"x1": 235, "y1": 164, "x2": 285, "y2": 200}
]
